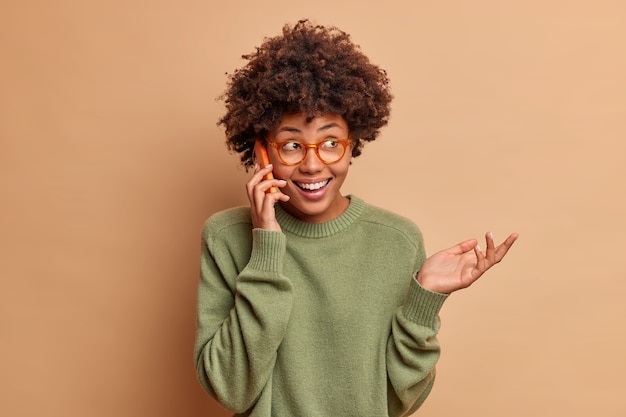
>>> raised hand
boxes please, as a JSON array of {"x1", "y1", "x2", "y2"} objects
[
  {"x1": 416, "y1": 232, "x2": 518, "y2": 294},
  {"x1": 246, "y1": 164, "x2": 290, "y2": 232}
]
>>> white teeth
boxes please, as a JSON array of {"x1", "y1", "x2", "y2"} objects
[{"x1": 298, "y1": 180, "x2": 329, "y2": 190}]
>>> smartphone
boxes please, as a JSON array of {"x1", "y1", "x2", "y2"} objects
[{"x1": 254, "y1": 140, "x2": 277, "y2": 193}]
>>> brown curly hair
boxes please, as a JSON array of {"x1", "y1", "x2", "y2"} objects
[{"x1": 217, "y1": 19, "x2": 393, "y2": 168}]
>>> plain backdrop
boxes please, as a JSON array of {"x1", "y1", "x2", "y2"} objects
[{"x1": 1, "y1": 1, "x2": 625, "y2": 416}]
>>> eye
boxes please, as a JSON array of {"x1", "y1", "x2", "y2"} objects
[
  {"x1": 320, "y1": 139, "x2": 340, "y2": 149},
  {"x1": 281, "y1": 141, "x2": 302, "y2": 152}
]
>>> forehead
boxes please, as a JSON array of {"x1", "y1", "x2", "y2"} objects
[{"x1": 274, "y1": 113, "x2": 348, "y2": 132}]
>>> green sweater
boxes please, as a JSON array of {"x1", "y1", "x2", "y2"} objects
[{"x1": 194, "y1": 195, "x2": 448, "y2": 417}]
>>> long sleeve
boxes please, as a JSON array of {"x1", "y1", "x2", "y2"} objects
[
  {"x1": 386, "y1": 278, "x2": 448, "y2": 416},
  {"x1": 194, "y1": 225, "x2": 294, "y2": 413}
]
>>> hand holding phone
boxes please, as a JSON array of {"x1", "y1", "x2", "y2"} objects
[{"x1": 254, "y1": 140, "x2": 277, "y2": 193}]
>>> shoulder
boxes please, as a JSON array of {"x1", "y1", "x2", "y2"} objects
[
  {"x1": 353, "y1": 196, "x2": 423, "y2": 243},
  {"x1": 202, "y1": 206, "x2": 252, "y2": 242}
]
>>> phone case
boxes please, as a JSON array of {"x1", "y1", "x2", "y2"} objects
[{"x1": 254, "y1": 140, "x2": 277, "y2": 193}]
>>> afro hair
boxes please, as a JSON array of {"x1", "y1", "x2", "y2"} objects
[{"x1": 218, "y1": 19, "x2": 393, "y2": 168}]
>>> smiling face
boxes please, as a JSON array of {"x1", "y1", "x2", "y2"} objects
[{"x1": 266, "y1": 113, "x2": 352, "y2": 224}]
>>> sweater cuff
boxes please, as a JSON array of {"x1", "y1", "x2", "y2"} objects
[
  {"x1": 403, "y1": 278, "x2": 448, "y2": 328},
  {"x1": 247, "y1": 229, "x2": 286, "y2": 273}
]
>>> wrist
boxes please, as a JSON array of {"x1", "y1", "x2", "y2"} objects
[{"x1": 416, "y1": 271, "x2": 448, "y2": 295}]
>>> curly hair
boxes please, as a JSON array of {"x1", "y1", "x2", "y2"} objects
[{"x1": 218, "y1": 19, "x2": 393, "y2": 168}]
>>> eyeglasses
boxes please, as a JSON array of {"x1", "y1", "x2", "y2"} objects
[{"x1": 267, "y1": 139, "x2": 351, "y2": 166}]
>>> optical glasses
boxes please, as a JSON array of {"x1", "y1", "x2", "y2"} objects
[{"x1": 266, "y1": 139, "x2": 351, "y2": 166}]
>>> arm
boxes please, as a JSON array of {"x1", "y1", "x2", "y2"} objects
[
  {"x1": 385, "y1": 232, "x2": 448, "y2": 416},
  {"x1": 194, "y1": 165, "x2": 292, "y2": 412},
  {"x1": 386, "y1": 231, "x2": 518, "y2": 415},
  {"x1": 386, "y1": 278, "x2": 448, "y2": 416},
  {"x1": 194, "y1": 226, "x2": 294, "y2": 413}
]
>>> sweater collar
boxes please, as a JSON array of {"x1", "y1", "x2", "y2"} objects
[{"x1": 275, "y1": 195, "x2": 365, "y2": 238}]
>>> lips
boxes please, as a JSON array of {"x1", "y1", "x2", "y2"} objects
[{"x1": 295, "y1": 179, "x2": 330, "y2": 191}]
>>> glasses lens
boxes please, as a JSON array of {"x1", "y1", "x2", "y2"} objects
[
  {"x1": 279, "y1": 142, "x2": 306, "y2": 165},
  {"x1": 318, "y1": 140, "x2": 346, "y2": 163}
]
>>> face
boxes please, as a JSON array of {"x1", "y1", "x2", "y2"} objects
[{"x1": 266, "y1": 113, "x2": 352, "y2": 224}]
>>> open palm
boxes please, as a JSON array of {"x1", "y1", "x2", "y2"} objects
[{"x1": 417, "y1": 232, "x2": 518, "y2": 294}]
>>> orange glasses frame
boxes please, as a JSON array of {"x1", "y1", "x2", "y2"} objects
[{"x1": 266, "y1": 139, "x2": 352, "y2": 166}]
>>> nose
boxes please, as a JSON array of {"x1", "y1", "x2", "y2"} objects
[{"x1": 298, "y1": 145, "x2": 324, "y2": 172}]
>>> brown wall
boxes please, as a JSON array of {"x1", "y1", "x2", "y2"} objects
[{"x1": 1, "y1": 1, "x2": 625, "y2": 416}]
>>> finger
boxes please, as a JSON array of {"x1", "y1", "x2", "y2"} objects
[
  {"x1": 274, "y1": 179, "x2": 290, "y2": 199},
  {"x1": 494, "y1": 233, "x2": 519, "y2": 262},
  {"x1": 251, "y1": 163, "x2": 274, "y2": 181},
  {"x1": 246, "y1": 164, "x2": 278, "y2": 198},
  {"x1": 255, "y1": 178, "x2": 288, "y2": 208},
  {"x1": 256, "y1": 164, "x2": 275, "y2": 182},
  {"x1": 259, "y1": 191, "x2": 278, "y2": 218},
  {"x1": 249, "y1": 189, "x2": 276, "y2": 229},
  {"x1": 485, "y1": 232, "x2": 496, "y2": 265},
  {"x1": 257, "y1": 186, "x2": 291, "y2": 228},
  {"x1": 247, "y1": 177, "x2": 267, "y2": 211},
  {"x1": 262, "y1": 179, "x2": 287, "y2": 195},
  {"x1": 246, "y1": 164, "x2": 266, "y2": 198},
  {"x1": 262, "y1": 165, "x2": 280, "y2": 193},
  {"x1": 252, "y1": 183, "x2": 266, "y2": 218},
  {"x1": 447, "y1": 239, "x2": 478, "y2": 255},
  {"x1": 271, "y1": 180, "x2": 290, "y2": 202},
  {"x1": 474, "y1": 245, "x2": 486, "y2": 274}
]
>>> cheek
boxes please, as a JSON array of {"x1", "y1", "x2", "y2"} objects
[
  {"x1": 268, "y1": 153, "x2": 285, "y2": 175},
  {"x1": 331, "y1": 160, "x2": 351, "y2": 179},
  {"x1": 270, "y1": 163, "x2": 293, "y2": 181},
  {"x1": 268, "y1": 151, "x2": 280, "y2": 167}
]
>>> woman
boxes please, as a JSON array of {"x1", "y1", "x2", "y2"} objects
[{"x1": 194, "y1": 20, "x2": 517, "y2": 417}]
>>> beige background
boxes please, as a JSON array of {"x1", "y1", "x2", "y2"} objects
[{"x1": 1, "y1": 0, "x2": 624, "y2": 416}]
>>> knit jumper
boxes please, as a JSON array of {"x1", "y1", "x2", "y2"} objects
[{"x1": 194, "y1": 195, "x2": 448, "y2": 417}]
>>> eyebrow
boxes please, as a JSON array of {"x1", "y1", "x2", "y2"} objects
[{"x1": 277, "y1": 122, "x2": 344, "y2": 133}]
